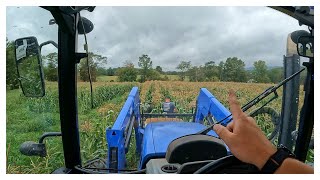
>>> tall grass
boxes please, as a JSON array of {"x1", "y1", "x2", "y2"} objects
[{"x1": 6, "y1": 83, "x2": 136, "y2": 173}]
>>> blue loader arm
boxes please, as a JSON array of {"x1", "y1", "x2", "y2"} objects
[
  {"x1": 195, "y1": 88, "x2": 232, "y2": 126},
  {"x1": 106, "y1": 87, "x2": 142, "y2": 172}
]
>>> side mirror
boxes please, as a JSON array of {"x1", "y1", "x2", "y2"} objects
[
  {"x1": 297, "y1": 36, "x2": 314, "y2": 58},
  {"x1": 15, "y1": 36, "x2": 45, "y2": 97},
  {"x1": 19, "y1": 132, "x2": 61, "y2": 157},
  {"x1": 78, "y1": 16, "x2": 94, "y2": 34},
  {"x1": 19, "y1": 141, "x2": 47, "y2": 157}
]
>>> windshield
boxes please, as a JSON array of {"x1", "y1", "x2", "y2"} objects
[{"x1": 6, "y1": 6, "x2": 313, "y2": 174}]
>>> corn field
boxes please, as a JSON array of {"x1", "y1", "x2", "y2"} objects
[{"x1": 6, "y1": 80, "x2": 313, "y2": 174}]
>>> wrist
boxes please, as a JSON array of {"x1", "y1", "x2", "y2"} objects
[
  {"x1": 274, "y1": 157, "x2": 294, "y2": 173},
  {"x1": 274, "y1": 157, "x2": 314, "y2": 174},
  {"x1": 260, "y1": 144, "x2": 296, "y2": 173},
  {"x1": 255, "y1": 146, "x2": 277, "y2": 170}
]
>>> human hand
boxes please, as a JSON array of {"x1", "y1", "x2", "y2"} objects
[{"x1": 213, "y1": 90, "x2": 277, "y2": 170}]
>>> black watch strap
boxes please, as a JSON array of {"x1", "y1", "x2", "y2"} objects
[{"x1": 261, "y1": 145, "x2": 295, "y2": 174}]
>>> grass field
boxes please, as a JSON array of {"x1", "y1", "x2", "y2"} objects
[
  {"x1": 6, "y1": 80, "x2": 313, "y2": 173},
  {"x1": 96, "y1": 75, "x2": 118, "y2": 82}
]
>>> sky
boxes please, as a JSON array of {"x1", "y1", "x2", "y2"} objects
[{"x1": 6, "y1": 6, "x2": 309, "y2": 71}]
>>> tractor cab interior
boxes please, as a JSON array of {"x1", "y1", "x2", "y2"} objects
[{"x1": 12, "y1": 6, "x2": 314, "y2": 174}]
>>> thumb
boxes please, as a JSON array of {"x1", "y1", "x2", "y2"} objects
[{"x1": 213, "y1": 124, "x2": 233, "y2": 143}]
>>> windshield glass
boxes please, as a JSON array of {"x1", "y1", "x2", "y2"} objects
[
  {"x1": 6, "y1": 6, "x2": 63, "y2": 173},
  {"x1": 6, "y1": 6, "x2": 313, "y2": 174}
]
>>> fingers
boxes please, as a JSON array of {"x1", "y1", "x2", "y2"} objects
[
  {"x1": 213, "y1": 124, "x2": 233, "y2": 144},
  {"x1": 226, "y1": 121, "x2": 234, "y2": 132},
  {"x1": 228, "y1": 90, "x2": 243, "y2": 121},
  {"x1": 247, "y1": 117, "x2": 256, "y2": 124}
]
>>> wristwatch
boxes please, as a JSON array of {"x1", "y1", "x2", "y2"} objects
[{"x1": 260, "y1": 144, "x2": 296, "y2": 174}]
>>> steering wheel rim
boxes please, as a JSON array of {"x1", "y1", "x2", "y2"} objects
[{"x1": 194, "y1": 155, "x2": 259, "y2": 174}]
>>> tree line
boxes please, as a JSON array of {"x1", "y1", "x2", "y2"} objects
[
  {"x1": 102, "y1": 56, "x2": 281, "y2": 83},
  {"x1": 6, "y1": 38, "x2": 306, "y2": 90},
  {"x1": 175, "y1": 57, "x2": 283, "y2": 83},
  {"x1": 110, "y1": 55, "x2": 306, "y2": 84},
  {"x1": 38, "y1": 51, "x2": 108, "y2": 82}
]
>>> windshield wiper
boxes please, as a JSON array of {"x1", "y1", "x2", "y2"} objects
[{"x1": 197, "y1": 68, "x2": 305, "y2": 135}]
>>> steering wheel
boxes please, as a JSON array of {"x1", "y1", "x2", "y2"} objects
[{"x1": 193, "y1": 155, "x2": 260, "y2": 174}]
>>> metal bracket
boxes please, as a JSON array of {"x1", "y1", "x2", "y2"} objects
[
  {"x1": 39, "y1": 132, "x2": 62, "y2": 143},
  {"x1": 40, "y1": 40, "x2": 58, "y2": 51},
  {"x1": 75, "y1": 52, "x2": 88, "y2": 64}
]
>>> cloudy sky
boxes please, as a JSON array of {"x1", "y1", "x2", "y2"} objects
[{"x1": 6, "y1": 6, "x2": 308, "y2": 71}]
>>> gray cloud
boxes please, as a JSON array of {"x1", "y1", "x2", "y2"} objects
[{"x1": 7, "y1": 6, "x2": 308, "y2": 71}]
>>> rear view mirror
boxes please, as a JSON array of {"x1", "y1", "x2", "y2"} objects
[
  {"x1": 19, "y1": 141, "x2": 47, "y2": 157},
  {"x1": 15, "y1": 37, "x2": 45, "y2": 97},
  {"x1": 297, "y1": 36, "x2": 314, "y2": 58}
]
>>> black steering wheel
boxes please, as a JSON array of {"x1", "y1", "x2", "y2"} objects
[{"x1": 194, "y1": 155, "x2": 260, "y2": 174}]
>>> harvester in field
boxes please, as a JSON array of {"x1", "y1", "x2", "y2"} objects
[{"x1": 15, "y1": 6, "x2": 313, "y2": 173}]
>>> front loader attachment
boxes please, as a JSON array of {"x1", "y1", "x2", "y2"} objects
[
  {"x1": 106, "y1": 87, "x2": 142, "y2": 172},
  {"x1": 106, "y1": 87, "x2": 232, "y2": 172},
  {"x1": 194, "y1": 88, "x2": 232, "y2": 126}
]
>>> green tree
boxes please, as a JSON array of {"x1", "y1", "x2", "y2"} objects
[
  {"x1": 203, "y1": 61, "x2": 219, "y2": 81},
  {"x1": 79, "y1": 58, "x2": 97, "y2": 82},
  {"x1": 147, "y1": 69, "x2": 162, "y2": 81},
  {"x1": 268, "y1": 67, "x2": 283, "y2": 84},
  {"x1": 138, "y1": 54, "x2": 152, "y2": 82},
  {"x1": 6, "y1": 39, "x2": 19, "y2": 90},
  {"x1": 79, "y1": 52, "x2": 107, "y2": 82},
  {"x1": 253, "y1": 60, "x2": 270, "y2": 83},
  {"x1": 106, "y1": 67, "x2": 116, "y2": 76},
  {"x1": 188, "y1": 66, "x2": 205, "y2": 82},
  {"x1": 97, "y1": 67, "x2": 108, "y2": 76},
  {"x1": 218, "y1": 61, "x2": 225, "y2": 81},
  {"x1": 176, "y1": 61, "x2": 191, "y2": 81},
  {"x1": 223, "y1": 57, "x2": 247, "y2": 82},
  {"x1": 155, "y1": 65, "x2": 163, "y2": 73},
  {"x1": 116, "y1": 67, "x2": 138, "y2": 82},
  {"x1": 43, "y1": 52, "x2": 58, "y2": 81}
]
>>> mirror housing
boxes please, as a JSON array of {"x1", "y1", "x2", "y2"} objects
[
  {"x1": 19, "y1": 132, "x2": 61, "y2": 157},
  {"x1": 290, "y1": 30, "x2": 310, "y2": 44},
  {"x1": 14, "y1": 36, "x2": 45, "y2": 97},
  {"x1": 78, "y1": 16, "x2": 94, "y2": 34},
  {"x1": 19, "y1": 141, "x2": 47, "y2": 157},
  {"x1": 297, "y1": 36, "x2": 314, "y2": 58}
]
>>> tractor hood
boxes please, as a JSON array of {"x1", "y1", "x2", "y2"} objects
[{"x1": 139, "y1": 121, "x2": 229, "y2": 169}]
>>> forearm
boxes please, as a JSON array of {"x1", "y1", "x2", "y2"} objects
[{"x1": 275, "y1": 158, "x2": 314, "y2": 174}]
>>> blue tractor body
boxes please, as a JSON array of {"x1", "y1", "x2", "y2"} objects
[
  {"x1": 139, "y1": 121, "x2": 229, "y2": 169},
  {"x1": 106, "y1": 87, "x2": 233, "y2": 171}
]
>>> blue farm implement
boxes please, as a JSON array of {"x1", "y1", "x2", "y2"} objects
[
  {"x1": 106, "y1": 87, "x2": 235, "y2": 172},
  {"x1": 104, "y1": 64, "x2": 307, "y2": 173}
]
